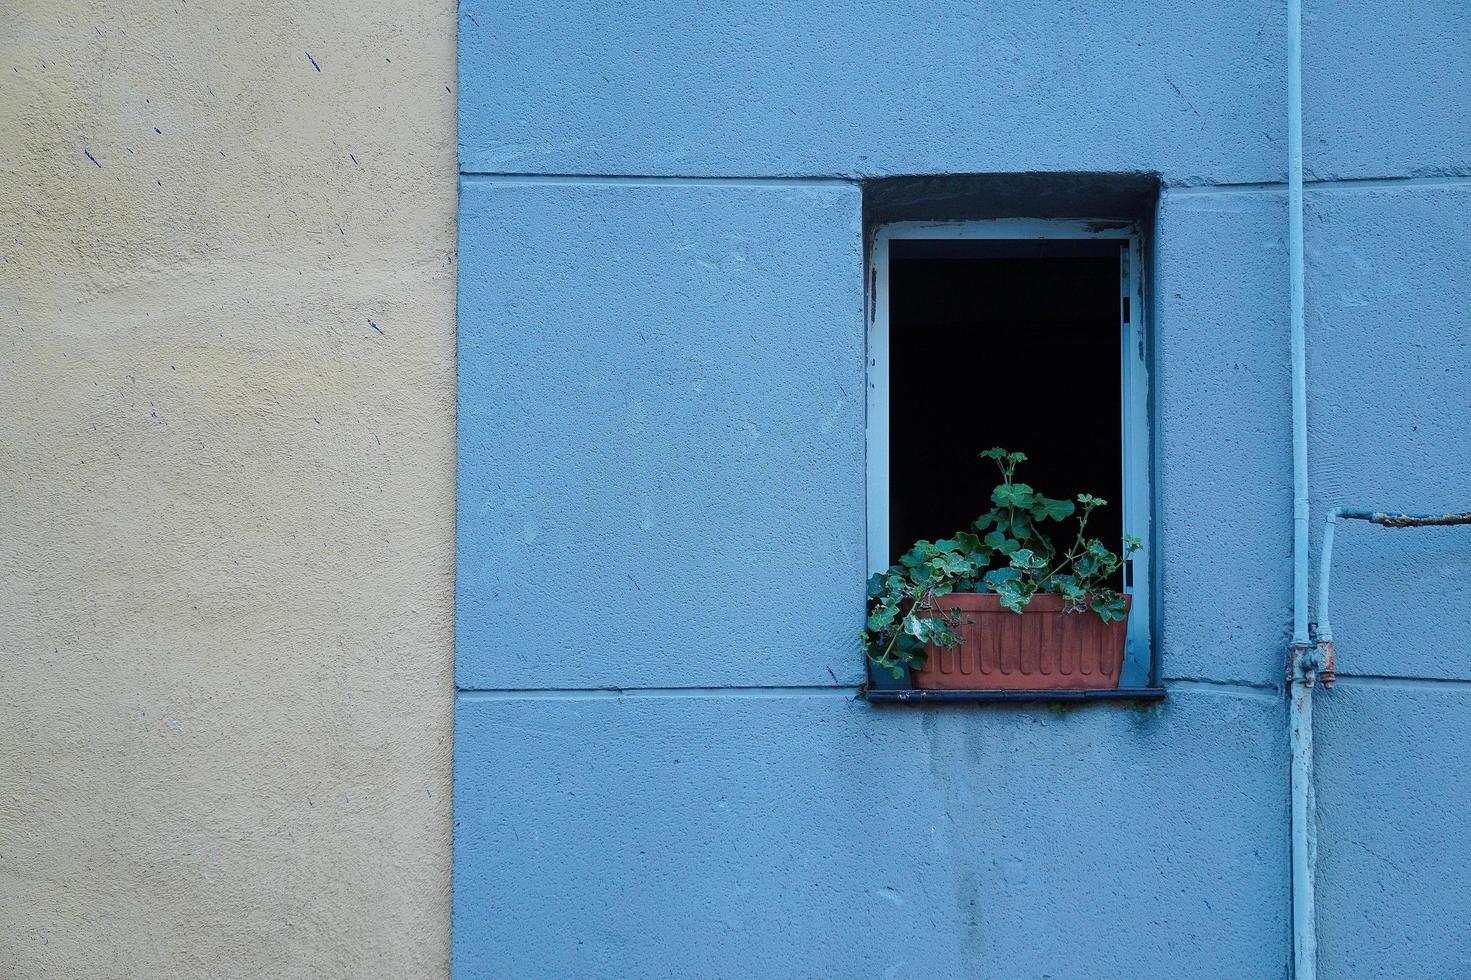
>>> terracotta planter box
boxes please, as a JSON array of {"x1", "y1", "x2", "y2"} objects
[{"x1": 913, "y1": 593, "x2": 1130, "y2": 691}]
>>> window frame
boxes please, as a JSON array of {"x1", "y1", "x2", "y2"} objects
[{"x1": 866, "y1": 218, "x2": 1153, "y2": 681}]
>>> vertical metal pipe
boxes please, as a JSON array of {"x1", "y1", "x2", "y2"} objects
[
  {"x1": 1286, "y1": 0, "x2": 1317, "y2": 976},
  {"x1": 1316, "y1": 508, "x2": 1471, "y2": 651},
  {"x1": 1316, "y1": 509, "x2": 1341, "y2": 645},
  {"x1": 1288, "y1": 0, "x2": 1309, "y2": 653},
  {"x1": 1290, "y1": 667, "x2": 1318, "y2": 980}
]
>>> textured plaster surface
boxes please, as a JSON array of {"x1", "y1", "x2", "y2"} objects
[
  {"x1": 1302, "y1": 183, "x2": 1471, "y2": 975},
  {"x1": 1315, "y1": 683, "x2": 1471, "y2": 979},
  {"x1": 456, "y1": 179, "x2": 866, "y2": 690},
  {"x1": 455, "y1": 688, "x2": 1288, "y2": 979},
  {"x1": 1303, "y1": 0, "x2": 1471, "y2": 180},
  {"x1": 454, "y1": 1, "x2": 1471, "y2": 971},
  {"x1": 0, "y1": 3, "x2": 456, "y2": 976},
  {"x1": 1153, "y1": 191, "x2": 1294, "y2": 686},
  {"x1": 1305, "y1": 185, "x2": 1471, "y2": 680},
  {"x1": 457, "y1": 0, "x2": 1287, "y2": 182}
]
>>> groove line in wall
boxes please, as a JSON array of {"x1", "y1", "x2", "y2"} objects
[
  {"x1": 456, "y1": 685, "x2": 862, "y2": 701},
  {"x1": 460, "y1": 171, "x2": 1471, "y2": 196},
  {"x1": 458, "y1": 173, "x2": 854, "y2": 189},
  {"x1": 1166, "y1": 174, "x2": 1471, "y2": 196},
  {"x1": 457, "y1": 678, "x2": 1284, "y2": 700},
  {"x1": 1331, "y1": 673, "x2": 1471, "y2": 692}
]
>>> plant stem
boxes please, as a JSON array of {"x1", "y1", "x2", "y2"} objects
[{"x1": 1036, "y1": 506, "x2": 1093, "y2": 589}]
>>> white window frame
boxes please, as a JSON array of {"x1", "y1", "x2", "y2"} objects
[{"x1": 866, "y1": 218, "x2": 1153, "y2": 678}]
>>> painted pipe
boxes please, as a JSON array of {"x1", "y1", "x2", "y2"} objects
[
  {"x1": 1291, "y1": 504, "x2": 1471, "y2": 979},
  {"x1": 1290, "y1": 665, "x2": 1317, "y2": 980},
  {"x1": 1285, "y1": 0, "x2": 1316, "y2": 975},
  {"x1": 1282, "y1": 0, "x2": 1470, "y2": 965},
  {"x1": 1317, "y1": 509, "x2": 1341, "y2": 646},
  {"x1": 1317, "y1": 507, "x2": 1471, "y2": 645},
  {"x1": 1288, "y1": 0, "x2": 1309, "y2": 657},
  {"x1": 1289, "y1": 663, "x2": 1318, "y2": 980}
]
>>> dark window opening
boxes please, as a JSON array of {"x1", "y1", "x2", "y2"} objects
[{"x1": 888, "y1": 238, "x2": 1124, "y2": 569}]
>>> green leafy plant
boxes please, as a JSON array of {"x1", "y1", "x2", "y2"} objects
[{"x1": 863, "y1": 448, "x2": 1141, "y2": 677}]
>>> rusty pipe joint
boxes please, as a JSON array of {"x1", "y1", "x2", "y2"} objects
[
  {"x1": 1289, "y1": 642, "x2": 1321, "y2": 687},
  {"x1": 1313, "y1": 639, "x2": 1335, "y2": 688},
  {"x1": 1289, "y1": 641, "x2": 1333, "y2": 688}
]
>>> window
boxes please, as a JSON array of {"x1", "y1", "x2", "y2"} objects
[{"x1": 867, "y1": 220, "x2": 1152, "y2": 683}]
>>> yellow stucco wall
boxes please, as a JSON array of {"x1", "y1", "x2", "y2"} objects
[{"x1": 0, "y1": 3, "x2": 455, "y2": 975}]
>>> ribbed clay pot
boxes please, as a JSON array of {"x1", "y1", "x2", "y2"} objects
[{"x1": 912, "y1": 593, "x2": 1130, "y2": 691}]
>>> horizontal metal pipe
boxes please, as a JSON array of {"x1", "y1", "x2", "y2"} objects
[
  {"x1": 1317, "y1": 507, "x2": 1471, "y2": 644},
  {"x1": 1338, "y1": 509, "x2": 1471, "y2": 527}
]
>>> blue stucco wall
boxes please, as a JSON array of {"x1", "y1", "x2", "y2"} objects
[
  {"x1": 455, "y1": 3, "x2": 1471, "y2": 976},
  {"x1": 456, "y1": 179, "x2": 866, "y2": 690}
]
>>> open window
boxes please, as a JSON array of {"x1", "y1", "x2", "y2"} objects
[{"x1": 866, "y1": 219, "x2": 1153, "y2": 693}]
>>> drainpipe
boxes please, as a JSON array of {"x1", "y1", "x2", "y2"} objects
[
  {"x1": 1282, "y1": 1, "x2": 1471, "y2": 968},
  {"x1": 1285, "y1": 0, "x2": 1319, "y2": 977},
  {"x1": 1299, "y1": 506, "x2": 1471, "y2": 978},
  {"x1": 1289, "y1": 654, "x2": 1318, "y2": 980},
  {"x1": 1289, "y1": 658, "x2": 1318, "y2": 980}
]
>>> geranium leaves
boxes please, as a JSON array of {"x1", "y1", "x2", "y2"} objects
[
  {"x1": 991, "y1": 481, "x2": 1035, "y2": 509},
  {"x1": 981, "y1": 566, "x2": 1020, "y2": 589},
  {"x1": 1008, "y1": 548, "x2": 1049, "y2": 571},
  {"x1": 1055, "y1": 575, "x2": 1087, "y2": 605},
  {"x1": 982, "y1": 530, "x2": 1017, "y2": 554},
  {"x1": 1091, "y1": 592, "x2": 1130, "y2": 622},
  {"x1": 861, "y1": 448, "x2": 1140, "y2": 676},
  {"x1": 980, "y1": 447, "x2": 1028, "y2": 467},
  {"x1": 995, "y1": 577, "x2": 1036, "y2": 614},
  {"x1": 1031, "y1": 495, "x2": 1076, "y2": 522}
]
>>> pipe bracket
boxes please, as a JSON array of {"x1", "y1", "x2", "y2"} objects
[{"x1": 1288, "y1": 642, "x2": 1319, "y2": 687}]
